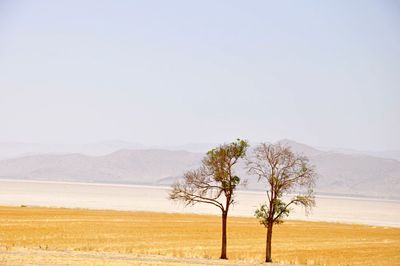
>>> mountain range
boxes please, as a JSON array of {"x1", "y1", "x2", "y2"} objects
[{"x1": 0, "y1": 140, "x2": 399, "y2": 199}]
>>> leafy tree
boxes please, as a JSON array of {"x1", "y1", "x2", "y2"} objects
[
  {"x1": 247, "y1": 143, "x2": 316, "y2": 263},
  {"x1": 169, "y1": 139, "x2": 248, "y2": 259}
]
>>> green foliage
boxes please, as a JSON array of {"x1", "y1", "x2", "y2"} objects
[
  {"x1": 255, "y1": 199, "x2": 291, "y2": 227},
  {"x1": 205, "y1": 139, "x2": 248, "y2": 191},
  {"x1": 170, "y1": 139, "x2": 249, "y2": 213},
  {"x1": 273, "y1": 199, "x2": 290, "y2": 224},
  {"x1": 254, "y1": 204, "x2": 269, "y2": 227}
]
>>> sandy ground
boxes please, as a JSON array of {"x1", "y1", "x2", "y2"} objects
[
  {"x1": 0, "y1": 248, "x2": 299, "y2": 266},
  {"x1": 0, "y1": 179, "x2": 399, "y2": 227}
]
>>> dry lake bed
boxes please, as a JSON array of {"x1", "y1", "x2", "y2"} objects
[{"x1": 0, "y1": 179, "x2": 399, "y2": 227}]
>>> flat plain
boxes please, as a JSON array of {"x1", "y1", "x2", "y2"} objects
[
  {"x1": 2, "y1": 179, "x2": 400, "y2": 227},
  {"x1": 0, "y1": 206, "x2": 399, "y2": 265}
]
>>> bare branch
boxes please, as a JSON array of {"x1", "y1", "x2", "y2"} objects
[{"x1": 249, "y1": 143, "x2": 317, "y2": 225}]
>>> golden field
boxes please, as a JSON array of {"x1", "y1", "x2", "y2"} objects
[{"x1": 0, "y1": 206, "x2": 399, "y2": 265}]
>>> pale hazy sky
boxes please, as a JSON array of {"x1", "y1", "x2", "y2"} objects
[{"x1": 0, "y1": 0, "x2": 399, "y2": 150}]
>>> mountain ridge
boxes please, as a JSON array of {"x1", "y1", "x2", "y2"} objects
[{"x1": 0, "y1": 140, "x2": 399, "y2": 199}]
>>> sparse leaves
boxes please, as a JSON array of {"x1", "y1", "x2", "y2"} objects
[
  {"x1": 169, "y1": 139, "x2": 248, "y2": 211},
  {"x1": 247, "y1": 143, "x2": 317, "y2": 262},
  {"x1": 169, "y1": 139, "x2": 248, "y2": 260},
  {"x1": 247, "y1": 143, "x2": 316, "y2": 225}
]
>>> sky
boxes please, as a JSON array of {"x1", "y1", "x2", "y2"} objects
[{"x1": 0, "y1": 0, "x2": 399, "y2": 151}]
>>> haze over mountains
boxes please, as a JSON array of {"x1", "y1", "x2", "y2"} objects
[
  {"x1": 0, "y1": 141, "x2": 218, "y2": 159},
  {"x1": 0, "y1": 140, "x2": 399, "y2": 199}
]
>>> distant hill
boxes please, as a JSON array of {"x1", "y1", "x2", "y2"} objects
[
  {"x1": 0, "y1": 140, "x2": 146, "y2": 159},
  {"x1": 0, "y1": 140, "x2": 399, "y2": 199},
  {"x1": 0, "y1": 141, "x2": 214, "y2": 159},
  {"x1": 0, "y1": 149, "x2": 202, "y2": 185},
  {"x1": 276, "y1": 140, "x2": 400, "y2": 199}
]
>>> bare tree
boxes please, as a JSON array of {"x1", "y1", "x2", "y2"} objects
[
  {"x1": 247, "y1": 143, "x2": 316, "y2": 263},
  {"x1": 169, "y1": 139, "x2": 248, "y2": 259}
]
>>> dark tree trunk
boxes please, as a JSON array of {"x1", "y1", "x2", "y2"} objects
[
  {"x1": 265, "y1": 222, "x2": 273, "y2": 262},
  {"x1": 220, "y1": 211, "x2": 228, "y2": 259}
]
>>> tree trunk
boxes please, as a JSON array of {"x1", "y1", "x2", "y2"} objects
[
  {"x1": 220, "y1": 211, "x2": 228, "y2": 259},
  {"x1": 265, "y1": 223, "x2": 273, "y2": 263}
]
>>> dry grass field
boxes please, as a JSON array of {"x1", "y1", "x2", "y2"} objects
[{"x1": 0, "y1": 206, "x2": 399, "y2": 265}]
